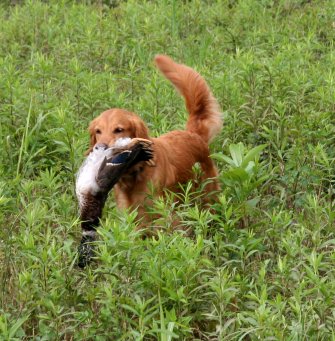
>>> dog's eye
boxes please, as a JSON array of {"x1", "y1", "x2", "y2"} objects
[
  {"x1": 95, "y1": 129, "x2": 102, "y2": 135},
  {"x1": 114, "y1": 127, "x2": 124, "y2": 133}
]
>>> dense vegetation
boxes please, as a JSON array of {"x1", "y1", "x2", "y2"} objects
[{"x1": 1, "y1": 0, "x2": 335, "y2": 339}]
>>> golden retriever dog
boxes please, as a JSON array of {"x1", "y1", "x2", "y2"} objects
[{"x1": 86, "y1": 55, "x2": 222, "y2": 223}]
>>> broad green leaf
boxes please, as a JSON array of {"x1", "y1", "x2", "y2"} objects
[
  {"x1": 222, "y1": 168, "x2": 250, "y2": 182},
  {"x1": 245, "y1": 161, "x2": 255, "y2": 174},
  {"x1": 211, "y1": 153, "x2": 236, "y2": 167},
  {"x1": 241, "y1": 144, "x2": 267, "y2": 168},
  {"x1": 246, "y1": 197, "x2": 260, "y2": 208},
  {"x1": 229, "y1": 143, "x2": 244, "y2": 167}
]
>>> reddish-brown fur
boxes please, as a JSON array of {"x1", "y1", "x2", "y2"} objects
[{"x1": 86, "y1": 55, "x2": 222, "y2": 218}]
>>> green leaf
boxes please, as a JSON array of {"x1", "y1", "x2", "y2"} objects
[
  {"x1": 229, "y1": 143, "x2": 244, "y2": 167},
  {"x1": 222, "y1": 168, "x2": 250, "y2": 182},
  {"x1": 211, "y1": 153, "x2": 236, "y2": 167},
  {"x1": 246, "y1": 197, "x2": 260, "y2": 208},
  {"x1": 241, "y1": 144, "x2": 267, "y2": 168},
  {"x1": 8, "y1": 315, "x2": 29, "y2": 339}
]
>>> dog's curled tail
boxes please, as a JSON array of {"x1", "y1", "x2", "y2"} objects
[{"x1": 154, "y1": 54, "x2": 222, "y2": 143}]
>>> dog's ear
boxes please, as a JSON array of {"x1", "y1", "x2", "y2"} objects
[
  {"x1": 85, "y1": 122, "x2": 96, "y2": 155},
  {"x1": 133, "y1": 117, "x2": 149, "y2": 139}
]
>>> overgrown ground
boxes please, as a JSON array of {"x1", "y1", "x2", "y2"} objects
[{"x1": 1, "y1": 0, "x2": 335, "y2": 339}]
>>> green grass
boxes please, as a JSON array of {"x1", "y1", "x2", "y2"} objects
[{"x1": 1, "y1": 0, "x2": 335, "y2": 339}]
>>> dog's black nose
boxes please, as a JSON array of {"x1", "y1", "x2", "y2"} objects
[{"x1": 94, "y1": 143, "x2": 109, "y2": 150}]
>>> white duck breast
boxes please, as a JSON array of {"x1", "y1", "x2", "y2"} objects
[
  {"x1": 75, "y1": 138, "x2": 132, "y2": 207},
  {"x1": 75, "y1": 146, "x2": 112, "y2": 206}
]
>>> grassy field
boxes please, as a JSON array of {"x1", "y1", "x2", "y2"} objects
[{"x1": 1, "y1": 0, "x2": 335, "y2": 339}]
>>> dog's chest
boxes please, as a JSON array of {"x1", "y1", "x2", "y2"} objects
[{"x1": 116, "y1": 162, "x2": 147, "y2": 189}]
